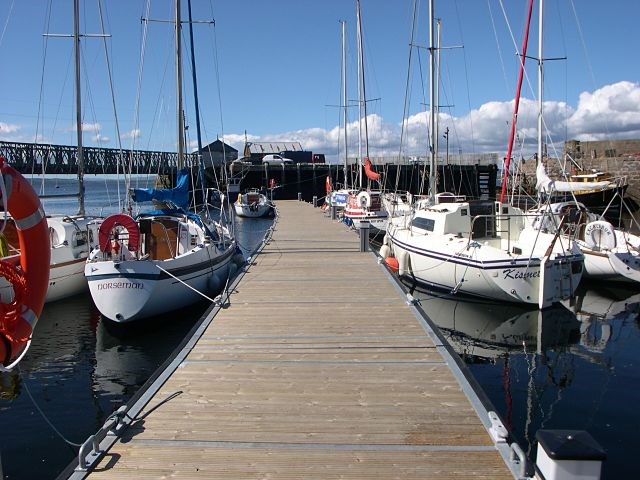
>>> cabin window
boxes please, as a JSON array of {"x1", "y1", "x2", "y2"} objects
[
  {"x1": 460, "y1": 208, "x2": 468, "y2": 216},
  {"x1": 411, "y1": 217, "x2": 435, "y2": 232},
  {"x1": 74, "y1": 231, "x2": 88, "y2": 247}
]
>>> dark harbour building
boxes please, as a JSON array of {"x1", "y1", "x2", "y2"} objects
[{"x1": 199, "y1": 139, "x2": 238, "y2": 167}]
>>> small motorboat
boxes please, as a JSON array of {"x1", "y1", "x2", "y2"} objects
[{"x1": 233, "y1": 190, "x2": 274, "y2": 218}]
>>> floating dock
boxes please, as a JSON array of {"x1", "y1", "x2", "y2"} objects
[{"x1": 69, "y1": 200, "x2": 523, "y2": 479}]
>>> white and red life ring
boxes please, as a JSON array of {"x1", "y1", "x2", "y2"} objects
[
  {"x1": 0, "y1": 158, "x2": 50, "y2": 371},
  {"x1": 98, "y1": 214, "x2": 140, "y2": 254}
]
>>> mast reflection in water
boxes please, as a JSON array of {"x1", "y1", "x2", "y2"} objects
[{"x1": 403, "y1": 279, "x2": 640, "y2": 480}]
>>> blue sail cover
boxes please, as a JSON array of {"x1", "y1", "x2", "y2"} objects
[{"x1": 131, "y1": 168, "x2": 190, "y2": 209}]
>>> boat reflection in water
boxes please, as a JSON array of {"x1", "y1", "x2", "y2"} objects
[
  {"x1": 402, "y1": 279, "x2": 640, "y2": 480},
  {"x1": 408, "y1": 284, "x2": 580, "y2": 363},
  {"x1": 564, "y1": 284, "x2": 640, "y2": 363},
  {"x1": 0, "y1": 292, "x2": 207, "y2": 479}
]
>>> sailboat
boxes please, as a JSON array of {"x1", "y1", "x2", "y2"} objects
[
  {"x1": 325, "y1": 20, "x2": 358, "y2": 212},
  {"x1": 84, "y1": 0, "x2": 238, "y2": 323},
  {"x1": 526, "y1": 197, "x2": 640, "y2": 283},
  {"x1": 518, "y1": 0, "x2": 640, "y2": 285},
  {"x1": 382, "y1": 0, "x2": 583, "y2": 309},
  {"x1": 1, "y1": 0, "x2": 103, "y2": 303},
  {"x1": 341, "y1": 0, "x2": 388, "y2": 233}
]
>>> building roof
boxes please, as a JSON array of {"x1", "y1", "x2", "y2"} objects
[
  {"x1": 200, "y1": 139, "x2": 238, "y2": 154},
  {"x1": 245, "y1": 141, "x2": 303, "y2": 154}
]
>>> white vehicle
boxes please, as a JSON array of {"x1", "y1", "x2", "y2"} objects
[{"x1": 261, "y1": 154, "x2": 293, "y2": 166}]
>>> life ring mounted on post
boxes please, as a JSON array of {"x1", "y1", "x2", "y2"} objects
[
  {"x1": 0, "y1": 157, "x2": 50, "y2": 371},
  {"x1": 98, "y1": 214, "x2": 141, "y2": 254}
]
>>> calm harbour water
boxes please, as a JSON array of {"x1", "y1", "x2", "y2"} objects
[
  {"x1": 0, "y1": 177, "x2": 274, "y2": 479},
  {"x1": 402, "y1": 279, "x2": 640, "y2": 480},
  {"x1": 1, "y1": 179, "x2": 638, "y2": 479}
]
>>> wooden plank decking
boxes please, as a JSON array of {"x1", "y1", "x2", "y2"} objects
[{"x1": 84, "y1": 200, "x2": 514, "y2": 479}]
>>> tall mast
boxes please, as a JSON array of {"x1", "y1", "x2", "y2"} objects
[
  {"x1": 187, "y1": 0, "x2": 204, "y2": 174},
  {"x1": 341, "y1": 20, "x2": 349, "y2": 186},
  {"x1": 434, "y1": 19, "x2": 441, "y2": 165},
  {"x1": 73, "y1": 0, "x2": 85, "y2": 215},
  {"x1": 356, "y1": 0, "x2": 369, "y2": 162},
  {"x1": 498, "y1": 0, "x2": 535, "y2": 204},
  {"x1": 428, "y1": 0, "x2": 436, "y2": 202},
  {"x1": 355, "y1": 0, "x2": 363, "y2": 189},
  {"x1": 537, "y1": 0, "x2": 544, "y2": 166},
  {"x1": 176, "y1": 0, "x2": 185, "y2": 169}
]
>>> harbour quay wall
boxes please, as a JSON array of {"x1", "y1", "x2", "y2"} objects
[{"x1": 220, "y1": 162, "x2": 498, "y2": 201}]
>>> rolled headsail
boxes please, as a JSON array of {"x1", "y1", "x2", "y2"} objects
[
  {"x1": 364, "y1": 157, "x2": 381, "y2": 181},
  {"x1": 536, "y1": 162, "x2": 610, "y2": 194}
]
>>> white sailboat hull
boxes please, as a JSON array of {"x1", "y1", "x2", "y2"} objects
[
  {"x1": 45, "y1": 215, "x2": 102, "y2": 302},
  {"x1": 581, "y1": 248, "x2": 640, "y2": 282},
  {"x1": 0, "y1": 215, "x2": 101, "y2": 303},
  {"x1": 46, "y1": 257, "x2": 90, "y2": 302},
  {"x1": 85, "y1": 242, "x2": 235, "y2": 323},
  {"x1": 344, "y1": 211, "x2": 388, "y2": 231},
  {"x1": 387, "y1": 222, "x2": 582, "y2": 309},
  {"x1": 527, "y1": 202, "x2": 640, "y2": 284}
]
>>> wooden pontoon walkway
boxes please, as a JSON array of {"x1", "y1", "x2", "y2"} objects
[{"x1": 79, "y1": 200, "x2": 517, "y2": 479}]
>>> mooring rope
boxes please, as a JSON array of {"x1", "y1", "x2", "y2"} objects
[{"x1": 19, "y1": 366, "x2": 82, "y2": 448}]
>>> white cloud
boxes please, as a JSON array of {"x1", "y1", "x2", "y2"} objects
[
  {"x1": 0, "y1": 122, "x2": 20, "y2": 134},
  {"x1": 69, "y1": 122, "x2": 101, "y2": 133},
  {"x1": 93, "y1": 133, "x2": 110, "y2": 143},
  {"x1": 121, "y1": 129, "x2": 141, "y2": 140},
  {"x1": 567, "y1": 81, "x2": 640, "y2": 139},
  {"x1": 225, "y1": 81, "x2": 640, "y2": 163}
]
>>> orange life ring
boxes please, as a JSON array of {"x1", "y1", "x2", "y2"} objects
[
  {"x1": 0, "y1": 158, "x2": 50, "y2": 371},
  {"x1": 98, "y1": 214, "x2": 140, "y2": 253}
]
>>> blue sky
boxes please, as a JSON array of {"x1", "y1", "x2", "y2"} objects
[{"x1": 1, "y1": 0, "x2": 639, "y2": 163}]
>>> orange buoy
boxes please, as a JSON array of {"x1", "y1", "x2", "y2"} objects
[
  {"x1": 0, "y1": 157, "x2": 50, "y2": 371},
  {"x1": 98, "y1": 214, "x2": 140, "y2": 253},
  {"x1": 384, "y1": 256, "x2": 399, "y2": 273}
]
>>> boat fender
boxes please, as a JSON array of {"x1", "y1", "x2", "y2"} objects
[
  {"x1": 384, "y1": 256, "x2": 399, "y2": 273},
  {"x1": 397, "y1": 250, "x2": 410, "y2": 277},
  {"x1": 0, "y1": 158, "x2": 50, "y2": 371},
  {"x1": 98, "y1": 214, "x2": 141, "y2": 253},
  {"x1": 357, "y1": 191, "x2": 371, "y2": 209},
  {"x1": 584, "y1": 220, "x2": 616, "y2": 250},
  {"x1": 379, "y1": 244, "x2": 390, "y2": 259}
]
